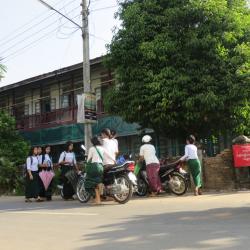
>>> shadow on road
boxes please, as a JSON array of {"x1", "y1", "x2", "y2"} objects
[{"x1": 77, "y1": 206, "x2": 250, "y2": 250}]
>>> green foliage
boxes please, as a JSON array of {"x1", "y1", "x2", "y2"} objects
[
  {"x1": 0, "y1": 112, "x2": 29, "y2": 194},
  {"x1": 0, "y1": 60, "x2": 6, "y2": 81},
  {"x1": 105, "y1": 0, "x2": 250, "y2": 137}
]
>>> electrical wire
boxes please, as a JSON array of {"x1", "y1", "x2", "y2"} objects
[
  {"x1": 90, "y1": 5, "x2": 118, "y2": 13},
  {"x1": 2, "y1": 13, "x2": 81, "y2": 63},
  {"x1": 0, "y1": 0, "x2": 79, "y2": 48},
  {"x1": 0, "y1": 5, "x2": 80, "y2": 57}
]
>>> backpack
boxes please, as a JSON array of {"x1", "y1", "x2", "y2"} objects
[
  {"x1": 42, "y1": 154, "x2": 45, "y2": 164},
  {"x1": 26, "y1": 156, "x2": 33, "y2": 168},
  {"x1": 60, "y1": 151, "x2": 75, "y2": 166}
]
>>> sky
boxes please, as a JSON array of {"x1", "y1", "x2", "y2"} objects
[{"x1": 0, "y1": 0, "x2": 120, "y2": 86}]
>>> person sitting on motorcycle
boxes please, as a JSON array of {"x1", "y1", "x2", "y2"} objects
[
  {"x1": 110, "y1": 129, "x2": 119, "y2": 153},
  {"x1": 101, "y1": 128, "x2": 118, "y2": 171},
  {"x1": 139, "y1": 135, "x2": 162, "y2": 196}
]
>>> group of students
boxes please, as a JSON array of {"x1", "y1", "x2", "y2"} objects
[
  {"x1": 25, "y1": 130, "x2": 202, "y2": 203},
  {"x1": 24, "y1": 128, "x2": 119, "y2": 203},
  {"x1": 25, "y1": 145, "x2": 54, "y2": 202}
]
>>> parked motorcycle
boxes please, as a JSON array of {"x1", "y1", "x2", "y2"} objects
[
  {"x1": 76, "y1": 159, "x2": 137, "y2": 204},
  {"x1": 135, "y1": 160, "x2": 188, "y2": 196},
  {"x1": 57, "y1": 169, "x2": 80, "y2": 199}
]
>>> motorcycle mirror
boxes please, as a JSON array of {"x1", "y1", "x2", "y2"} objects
[{"x1": 81, "y1": 145, "x2": 86, "y2": 151}]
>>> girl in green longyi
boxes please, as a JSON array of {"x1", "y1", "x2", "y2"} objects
[{"x1": 181, "y1": 135, "x2": 202, "y2": 196}]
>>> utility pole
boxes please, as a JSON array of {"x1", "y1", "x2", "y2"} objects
[
  {"x1": 81, "y1": 0, "x2": 92, "y2": 152},
  {"x1": 38, "y1": 0, "x2": 92, "y2": 152}
]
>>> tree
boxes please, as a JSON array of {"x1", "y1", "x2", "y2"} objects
[
  {"x1": 0, "y1": 112, "x2": 29, "y2": 193},
  {"x1": 105, "y1": 0, "x2": 250, "y2": 137},
  {"x1": 0, "y1": 59, "x2": 6, "y2": 81}
]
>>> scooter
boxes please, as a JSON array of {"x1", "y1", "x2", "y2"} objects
[
  {"x1": 135, "y1": 159, "x2": 188, "y2": 196},
  {"x1": 76, "y1": 151, "x2": 137, "y2": 204}
]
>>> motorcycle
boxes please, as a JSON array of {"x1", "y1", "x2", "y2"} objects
[
  {"x1": 76, "y1": 156, "x2": 137, "y2": 204},
  {"x1": 136, "y1": 160, "x2": 188, "y2": 196},
  {"x1": 57, "y1": 144, "x2": 87, "y2": 199},
  {"x1": 57, "y1": 169, "x2": 80, "y2": 199}
]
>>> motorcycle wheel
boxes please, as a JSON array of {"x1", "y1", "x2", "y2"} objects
[
  {"x1": 113, "y1": 175, "x2": 133, "y2": 204},
  {"x1": 76, "y1": 178, "x2": 91, "y2": 203},
  {"x1": 168, "y1": 172, "x2": 188, "y2": 196},
  {"x1": 136, "y1": 178, "x2": 148, "y2": 197}
]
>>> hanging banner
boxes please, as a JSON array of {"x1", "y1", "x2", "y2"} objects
[
  {"x1": 232, "y1": 144, "x2": 250, "y2": 168},
  {"x1": 77, "y1": 93, "x2": 97, "y2": 124}
]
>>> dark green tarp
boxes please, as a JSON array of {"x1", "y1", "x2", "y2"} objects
[{"x1": 20, "y1": 116, "x2": 141, "y2": 146}]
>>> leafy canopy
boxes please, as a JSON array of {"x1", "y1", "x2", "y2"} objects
[
  {"x1": 0, "y1": 112, "x2": 29, "y2": 193},
  {"x1": 105, "y1": 0, "x2": 250, "y2": 137}
]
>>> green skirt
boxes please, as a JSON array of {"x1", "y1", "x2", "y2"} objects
[
  {"x1": 187, "y1": 159, "x2": 202, "y2": 188},
  {"x1": 85, "y1": 163, "x2": 103, "y2": 195}
]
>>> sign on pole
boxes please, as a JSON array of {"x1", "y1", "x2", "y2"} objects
[{"x1": 77, "y1": 93, "x2": 97, "y2": 123}]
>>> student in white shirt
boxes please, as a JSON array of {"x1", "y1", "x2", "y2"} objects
[
  {"x1": 101, "y1": 128, "x2": 117, "y2": 170},
  {"x1": 85, "y1": 136, "x2": 104, "y2": 205},
  {"x1": 25, "y1": 146, "x2": 43, "y2": 202},
  {"x1": 37, "y1": 146, "x2": 43, "y2": 167},
  {"x1": 180, "y1": 135, "x2": 202, "y2": 196},
  {"x1": 39, "y1": 145, "x2": 54, "y2": 201},
  {"x1": 139, "y1": 135, "x2": 162, "y2": 196},
  {"x1": 111, "y1": 129, "x2": 119, "y2": 154},
  {"x1": 58, "y1": 141, "x2": 79, "y2": 200}
]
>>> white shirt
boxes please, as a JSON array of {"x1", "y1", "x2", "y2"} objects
[
  {"x1": 58, "y1": 152, "x2": 76, "y2": 166},
  {"x1": 37, "y1": 155, "x2": 43, "y2": 165},
  {"x1": 87, "y1": 146, "x2": 104, "y2": 163},
  {"x1": 139, "y1": 144, "x2": 159, "y2": 165},
  {"x1": 112, "y1": 138, "x2": 119, "y2": 152},
  {"x1": 181, "y1": 144, "x2": 198, "y2": 161},
  {"x1": 26, "y1": 156, "x2": 39, "y2": 171},
  {"x1": 43, "y1": 154, "x2": 53, "y2": 168},
  {"x1": 102, "y1": 138, "x2": 117, "y2": 165}
]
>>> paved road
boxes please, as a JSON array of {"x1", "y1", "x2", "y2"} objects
[{"x1": 0, "y1": 192, "x2": 250, "y2": 250}]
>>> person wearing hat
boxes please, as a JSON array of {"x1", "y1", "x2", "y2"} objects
[{"x1": 139, "y1": 135, "x2": 162, "y2": 196}]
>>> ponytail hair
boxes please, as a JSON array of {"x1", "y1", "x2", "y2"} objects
[
  {"x1": 101, "y1": 128, "x2": 112, "y2": 139},
  {"x1": 187, "y1": 135, "x2": 196, "y2": 144}
]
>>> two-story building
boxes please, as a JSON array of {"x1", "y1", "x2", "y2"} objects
[
  {"x1": 0, "y1": 56, "x2": 227, "y2": 159},
  {"x1": 0, "y1": 56, "x2": 149, "y2": 159}
]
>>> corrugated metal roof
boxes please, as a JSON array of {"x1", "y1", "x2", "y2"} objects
[{"x1": 0, "y1": 56, "x2": 104, "y2": 93}]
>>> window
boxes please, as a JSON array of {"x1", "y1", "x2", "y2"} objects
[
  {"x1": 61, "y1": 95, "x2": 70, "y2": 108},
  {"x1": 51, "y1": 98, "x2": 56, "y2": 111},
  {"x1": 41, "y1": 98, "x2": 51, "y2": 113},
  {"x1": 35, "y1": 102, "x2": 40, "y2": 114},
  {"x1": 24, "y1": 105, "x2": 29, "y2": 116}
]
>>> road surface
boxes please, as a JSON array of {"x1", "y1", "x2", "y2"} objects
[{"x1": 0, "y1": 192, "x2": 250, "y2": 250}]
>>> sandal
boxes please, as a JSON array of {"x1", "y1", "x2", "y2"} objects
[{"x1": 198, "y1": 188, "x2": 202, "y2": 195}]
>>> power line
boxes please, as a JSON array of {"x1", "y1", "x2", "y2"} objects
[
  {"x1": 1, "y1": 1, "x2": 117, "y2": 64},
  {"x1": 0, "y1": 5, "x2": 81, "y2": 58},
  {"x1": 0, "y1": 0, "x2": 67, "y2": 43},
  {"x1": 2, "y1": 14, "x2": 81, "y2": 63},
  {"x1": 0, "y1": 0, "x2": 79, "y2": 49},
  {"x1": 90, "y1": 5, "x2": 118, "y2": 13}
]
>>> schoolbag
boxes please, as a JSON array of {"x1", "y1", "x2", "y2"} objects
[
  {"x1": 26, "y1": 156, "x2": 33, "y2": 167},
  {"x1": 42, "y1": 154, "x2": 45, "y2": 164}
]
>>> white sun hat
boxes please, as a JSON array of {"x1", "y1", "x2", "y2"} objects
[{"x1": 142, "y1": 135, "x2": 152, "y2": 143}]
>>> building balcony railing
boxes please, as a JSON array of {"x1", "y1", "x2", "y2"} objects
[{"x1": 16, "y1": 102, "x2": 107, "y2": 131}]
